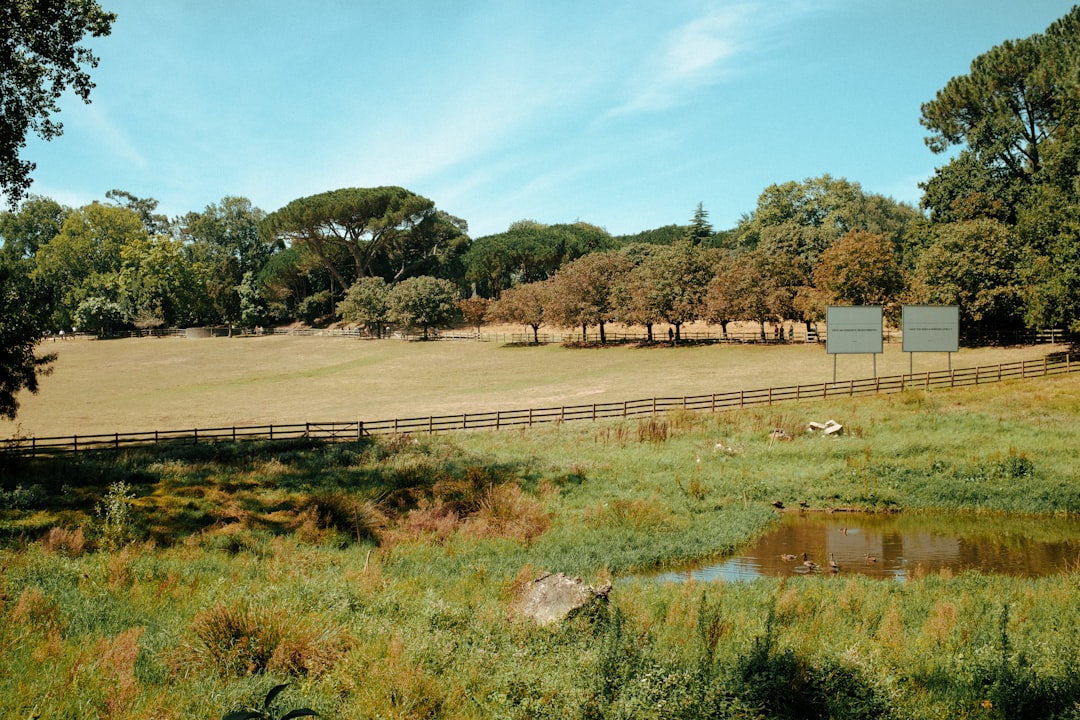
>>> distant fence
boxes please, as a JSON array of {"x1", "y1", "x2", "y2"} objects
[
  {"x1": 3, "y1": 354, "x2": 1076, "y2": 458},
  {"x1": 56, "y1": 326, "x2": 1071, "y2": 346}
]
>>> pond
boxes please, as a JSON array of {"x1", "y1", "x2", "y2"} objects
[{"x1": 642, "y1": 511, "x2": 1080, "y2": 583}]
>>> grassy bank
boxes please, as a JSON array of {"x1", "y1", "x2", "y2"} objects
[{"x1": 2, "y1": 373, "x2": 1080, "y2": 718}]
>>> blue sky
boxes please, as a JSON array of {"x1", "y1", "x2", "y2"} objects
[{"x1": 21, "y1": 0, "x2": 1077, "y2": 238}]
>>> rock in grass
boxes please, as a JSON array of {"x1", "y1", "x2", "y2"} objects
[{"x1": 512, "y1": 572, "x2": 611, "y2": 626}]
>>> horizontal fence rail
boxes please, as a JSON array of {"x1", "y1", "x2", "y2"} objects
[{"x1": 2, "y1": 354, "x2": 1075, "y2": 458}]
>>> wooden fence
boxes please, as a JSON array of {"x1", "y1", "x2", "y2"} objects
[{"x1": 3, "y1": 354, "x2": 1076, "y2": 458}]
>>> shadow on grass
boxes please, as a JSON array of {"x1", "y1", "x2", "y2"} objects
[{"x1": 0, "y1": 436, "x2": 567, "y2": 547}]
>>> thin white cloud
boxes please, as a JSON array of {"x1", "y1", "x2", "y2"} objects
[
  {"x1": 79, "y1": 102, "x2": 147, "y2": 170},
  {"x1": 609, "y1": 4, "x2": 756, "y2": 116}
]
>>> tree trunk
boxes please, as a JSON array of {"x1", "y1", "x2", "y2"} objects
[{"x1": 599, "y1": 321, "x2": 607, "y2": 344}]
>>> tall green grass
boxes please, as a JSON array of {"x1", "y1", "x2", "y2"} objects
[{"x1": 2, "y1": 374, "x2": 1080, "y2": 718}]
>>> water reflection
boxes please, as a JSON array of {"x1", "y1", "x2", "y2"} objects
[{"x1": 644, "y1": 512, "x2": 1080, "y2": 584}]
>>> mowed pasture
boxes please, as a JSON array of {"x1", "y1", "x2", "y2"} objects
[{"x1": 2, "y1": 331, "x2": 1068, "y2": 438}]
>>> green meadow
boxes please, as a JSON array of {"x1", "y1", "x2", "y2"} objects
[{"x1": 2, "y1": 339, "x2": 1080, "y2": 718}]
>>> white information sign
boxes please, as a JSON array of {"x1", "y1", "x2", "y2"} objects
[
  {"x1": 826, "y1": 306, "x2": 883, "y2": 355},
  {"x1": 902, "y1": 305, "x2": 959, "y2": 353}
]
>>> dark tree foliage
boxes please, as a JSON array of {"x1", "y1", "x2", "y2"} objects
[
  {"x1": 1, "y1": 0, "x2": 116, "y2": 205},
  {"x1": 0, "y1": 194, "x2": 67, "y2": 261},
  {"x1": 612, "y1": 224, "x2": 688, "y2": 247},
  {"x1": 463, "y1": 220, "x2": 614, "y2": 298},
  {"x1": 0, "y1": 258, "x2": 55, "y2": 419},
  {"x1": 918, "y1": 7, "x2": 1080, "y2": 334},
  {"x1": 106, "y1": 189, "x2": 172, "y2": 236},
  {"x1": 262, "y1": 187, "x2": 445, "y2": 296}
]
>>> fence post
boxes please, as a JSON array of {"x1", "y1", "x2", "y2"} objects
[
  {"x1": 194, "y1": 428, "x2": 198, "y2": 445},
  {"x1": 268, "y1": 425, "x2": 272, "y2": 441},
  {"x1": 464, "y1": 413, "x2": 468, "y2": 430},
  {"x1": 740, "y1": 390, "x2": 745, "y2": 407},
  {"x1": 849, "y1": 379, "x2": 854, "y2": 397},
  {"x1": 115, "y1": 432, "x2": 119, "y2": 450},
  {"x1": 73, "y1": 435, "x2": 78, "y2": 455}
]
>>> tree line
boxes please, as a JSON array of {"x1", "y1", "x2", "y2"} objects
[{"x1": 4, "y1": 5, "x2": 1080, "y2": 419}]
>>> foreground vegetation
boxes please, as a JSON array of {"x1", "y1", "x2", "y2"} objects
[{"x1": 2, "y1": 375, "x2": 1080, "y2": 718}]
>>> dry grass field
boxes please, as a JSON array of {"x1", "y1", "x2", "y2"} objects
[{"x1": 2, "y1": 329, "x2": 1067, "y2": 438}]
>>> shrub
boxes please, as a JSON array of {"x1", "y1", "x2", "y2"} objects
[
  {"x1": 181, "y1": 601, "x2": 347, "y2": 679},
  {"x1": 96, "y1": 481, "x2": 136, "y2": 551},
  {"x1": 463, "y1": 483, "x2": 551, "y2": 543},
  {"x1": 297, "y1": 492, "x2": 386, "y2": 545},
  {"x1": 40, "y1": 526, "x2": 87, "y2": 556}
]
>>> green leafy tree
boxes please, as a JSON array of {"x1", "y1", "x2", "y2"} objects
[
  {"x1": 687, "y1": 202, "x2": 714, "y2": 245},
  {"x1": 735, "y1": 175, "x2": 920, "y2": 266},
  {"x1": 918, "y1": 8, "x2": 1080, "y2": 225},
  {"x1": 374, "y1": 209, "x2": 470, "y2": 282},
  {"x1": 336, "y1": 276, "x2": 390, "y2": 337},
  {"x1": 912, "y1": 219, "x2": 1028, "y2": 337},
  {"x1": 457, "y1": 295, "x2": 490, "y2": 336},
  {"x1": 106, "y1": 189, "x2": 172, "y2": 236},
  {"x1": 387, "y1": 275, "x2": 459, "y2": 340},
  {"x1": 0, "y1": 257, "x2": 55, "y2": 419},
  {"x1": 812, "y1": 230, "x2": 906, "y2": 320},
  {"x1": 0, "y1": 0, "x2": 116, "y2": 205},
  {"x1": 463, "y1": 220, "x2": 614, "y2": 297},
  {"x1": 32, "y1": 202, "x2": 145, "y2": 328},
  {"x1": 612, "y1": 243, "x2": 665, "y2": 341},
  {"x1": 257, "y1": 245, "x2": 330, "y2": 324},
  {"x1": 183, "y1": 196, "x2": 274, "y2": 328},
  {"x1": 262, "y1": 186, "x2": 439, "y2": 296},
  {"x1": 73, "y1": 295, "x2": 123, "y2": 336},
  {"x1": 712, "y1": 248, "x2": 807, "y2": 340},
  {"x1": 237, "y1": 271, "x2": 269, "y2": 328},
  {"x1": 488, "y1": 280, "x2": 550, "y2": 343},
  {"x1": 613, "y1": 224, "x2": 688, "y2": 247},
  {"x1": 116, "y1": 236, "x2": 200, "y2": 328},
  {"x1": 920, "y1": 16, "x2": 1069, "y2": 187},
  {"x1": 0, "y1": 194, "x2": 68, "y2": 262},
  {"x1": 546, "y1": 250, "x2": 631, "y2": 343},
  {"x1": 627, "y1": 240, "x2": 716, "y2": 342}
]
